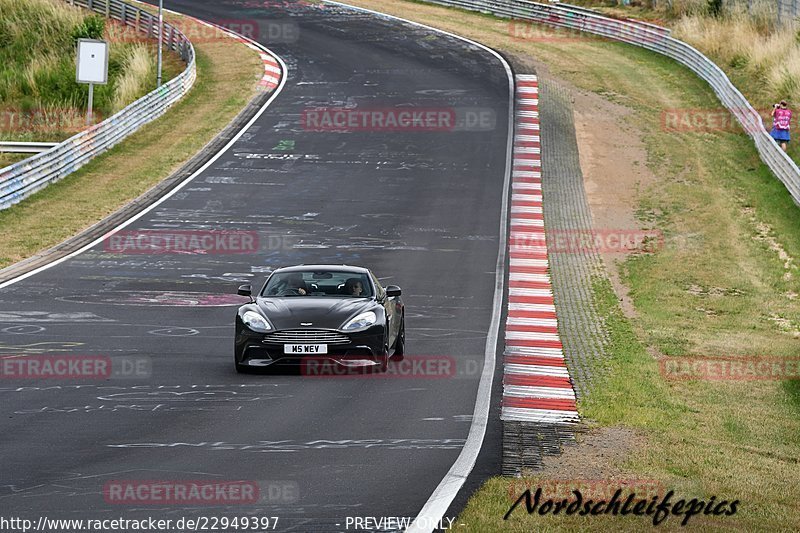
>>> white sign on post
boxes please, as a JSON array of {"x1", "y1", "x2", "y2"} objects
[
  {"x1": 76, "y1": 39, "x2": 109, "y2": 126},
  {"x1": 76, "y1": 39, "x2": 108, "y2": 84}
]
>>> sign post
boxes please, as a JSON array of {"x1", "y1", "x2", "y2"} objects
[{"x1": 76, "y1": 39, "x2": 109, "y2": 126}]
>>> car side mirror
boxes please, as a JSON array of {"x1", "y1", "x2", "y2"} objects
[
  {"x1": 386, "y1": 285, "x2": 402, "y2": 297},
  {"x1": 237, "y1": 284, "x2": 252, "y2": 298}
]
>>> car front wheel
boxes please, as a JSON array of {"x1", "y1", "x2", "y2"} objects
[
  {"x1": 234, "y1": 346, "x2": 251, "y2": 374},
  {"x1": 392, "y1": 315, "x2": 405, "y2": 359},
  {"x1": 379, "y1": 344, "x2": 389, "y2": 372}
]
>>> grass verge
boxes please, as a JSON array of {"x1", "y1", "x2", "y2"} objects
[
  {"x1": 0, "y1": 5, "x2": 263, "y2": 269},
  {"x1": 337, "y1": 0, "x2": 800, "y2": 530}
]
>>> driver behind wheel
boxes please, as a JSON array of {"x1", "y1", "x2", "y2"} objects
[{"x1": 286, "y1": 273, "x2": 308, "y2": 295}]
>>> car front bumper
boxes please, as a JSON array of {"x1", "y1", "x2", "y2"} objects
[{"x1": 235, "y1": 324, "x2": 386, "y2": 369}]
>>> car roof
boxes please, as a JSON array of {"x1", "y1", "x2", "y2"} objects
[{"x1": 272, "y1": 264, "x2": 370, "y2": 275}]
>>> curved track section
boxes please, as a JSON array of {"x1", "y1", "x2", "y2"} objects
[{"x1": 0, "y1": 1, "x2": 511, "y2": 530}]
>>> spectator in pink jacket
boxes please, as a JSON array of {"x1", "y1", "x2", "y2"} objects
[{"x1": 770, "y1": 100, "x2": 792, "y2": 152}]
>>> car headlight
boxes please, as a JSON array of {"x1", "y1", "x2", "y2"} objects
[
  {"x1": 342, "y1": 311, "x2": 377, "y2": 331},
  {"x1": 242, "y1": 310, "x2": 271, "y2": 332}
]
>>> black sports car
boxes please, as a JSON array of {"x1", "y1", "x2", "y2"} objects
[{"x1": 234, "y1": 265, "x2": 404, "y2": 373}]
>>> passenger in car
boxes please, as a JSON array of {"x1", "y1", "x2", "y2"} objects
[{"x1": 344, "y1": 278, "x2": 364, "y2": 296}]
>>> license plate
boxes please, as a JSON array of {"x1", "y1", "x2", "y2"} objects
[{"x1": 284, "y1": 344, "x2": 328, "y2": 355}]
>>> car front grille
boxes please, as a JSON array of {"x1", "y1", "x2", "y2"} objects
[{"x1": 263, "y1": 329, "x2": 350, "y2": 345}]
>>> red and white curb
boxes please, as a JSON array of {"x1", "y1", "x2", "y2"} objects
[
  {"x1": 255, "y1": 49, "x2": 282, "y2": 91},
  {"x1": 501, "y1": 75, "x2": 580, "y2": 425},
  {"x1": 194, "y1": 20, "x2": 282, "y2": 91}
]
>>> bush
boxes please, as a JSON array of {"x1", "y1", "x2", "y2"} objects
[{"x1": 71, "y1": 14, "x2": 105, "y2": 41}]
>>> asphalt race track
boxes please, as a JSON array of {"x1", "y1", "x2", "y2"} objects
[{"x1": 0, "y1": 1, "x2": 512, "y2": 530}]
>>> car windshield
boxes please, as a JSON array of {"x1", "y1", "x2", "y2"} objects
[{"x1": 262, "y1": 270, "x2": 373, "y2": 298}]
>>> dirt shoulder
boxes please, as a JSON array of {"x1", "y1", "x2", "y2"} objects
[{"x1": 573, "y1": 83, "x2": 657, "y2": 317}]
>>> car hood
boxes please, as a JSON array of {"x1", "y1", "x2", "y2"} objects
[{"x1": 256, "y1": 297, "x2": 376, "y2": 330}]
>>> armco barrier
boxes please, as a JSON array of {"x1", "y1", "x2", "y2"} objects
[
  {"x1": 0, "y1": 0, "x2": 196, "y2": 210},
  {"x1": 420, "y1": 0, "x2": 800, "y2": 206}
]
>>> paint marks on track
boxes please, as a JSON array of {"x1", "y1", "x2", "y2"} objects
[
  {"x1": 106, "y1": 439, "x2": 467, "y2": 451},
  {"x1": 501, "y1": 75, "x2": 579, "y2": 425},
  {"x1": 56, "y1": 291, "x2": 249, "y2": 307}
]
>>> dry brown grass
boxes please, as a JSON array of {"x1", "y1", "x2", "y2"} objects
[
  {"x1": 672, "y1": 7, "x2": 800, "y2": 100},
  {"x1": 596, "y1": 0, "x2": 797, "y2": 104},
  {"x1": 112, "y1": 43, "x2": 155, "y2": 112},
  {"x1": 576, "y1": 1, "x2": 795, "y2": 105}
]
